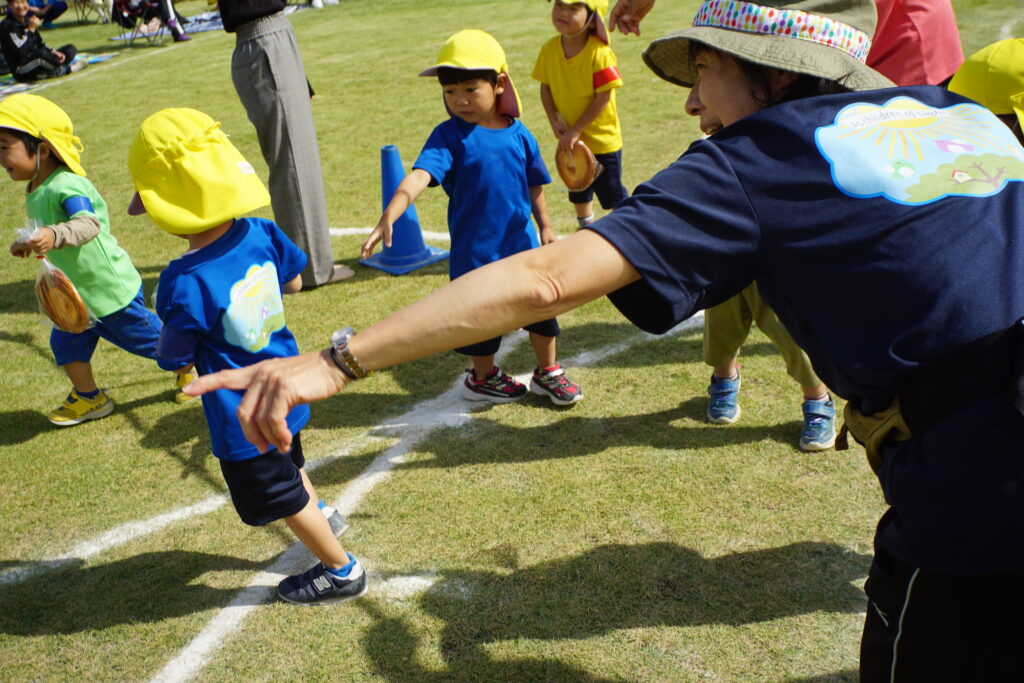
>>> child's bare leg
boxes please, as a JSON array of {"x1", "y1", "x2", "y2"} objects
[
  {"x1": 529, "y1": 333, "x2": 557, "y2": 369},
  {"x1": 471, "y1": 354, "x2": 496, "y2": 380},
  {"x1": 714, "y1": 359, "x2": 739, "y2": 380},
  {"x1": 283, "y1": 498, "x2": 348, "y2": 569},
  {"x1": 574, "y1": 200, "x2": 594, "y2": 219},
  {"x1": 802, "y1": 383, "x2": 829, "y2": 400},
  {"x1": 62, "y1": 361, "x2": 98, "y2": 393}
]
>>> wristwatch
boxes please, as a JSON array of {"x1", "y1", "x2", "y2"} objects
[{"x1": 329, "y1": 326, "x2": 370, "y2": 380}]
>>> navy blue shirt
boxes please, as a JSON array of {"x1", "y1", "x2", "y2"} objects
[
  {"x1": 589, "y1": 86, "x2": 1024, "y2": 573},
  {"x1": 155, "y1": 218, "x2": 310, "y2": 461}
]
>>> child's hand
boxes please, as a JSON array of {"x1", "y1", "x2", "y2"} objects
[
  {"x1": 26, "y1": 226, "x2": 56, "y2": 255},
  {"x1": 52, "y1": 49, "x2": 65, "y2": 64},
  {"x1": 26, "y1": 14, "x2": 42, "y2": 30},
  {"x1": 540, "y1": 227, "x2": 558, "y2": 245},
  {"x1": 361, "y1": 218, "x2": 393, "y2": 260},
  {"x1": 557, "y1": 129, "x2": 581, "y2": 154},
  {"x1": 10, "y1": 227, "x2": 55, "y2": 257},
  {"x1": 550, "y1": 119, "x2": 567, "y2": 139}
]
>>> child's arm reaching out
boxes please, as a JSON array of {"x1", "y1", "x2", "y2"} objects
[
  {"x1": 9, "y1": 215, "x2": 100, "y2": 257},
  {"x1": 361, "y1": 168, "x2": 432, "y2": 260}
]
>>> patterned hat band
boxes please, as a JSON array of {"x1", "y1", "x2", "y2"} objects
[{"x1": 693, "y1": 0, "x2": 872, "y2": 63}]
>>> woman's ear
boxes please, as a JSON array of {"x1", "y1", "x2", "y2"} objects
[{"x1": 772, "y1": 70, "x2": 799, "y2": 98}]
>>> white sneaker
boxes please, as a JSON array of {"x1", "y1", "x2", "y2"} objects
[{"x1": 310, "y1": 0, "x2": 323, "y2": 7}]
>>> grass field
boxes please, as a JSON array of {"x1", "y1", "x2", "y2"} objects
[{"x1": 1, "y1": 1, "x2": 1022, "y2": 680}]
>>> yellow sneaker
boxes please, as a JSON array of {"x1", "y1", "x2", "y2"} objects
[
  {"x1": 48, "y1": 389, "x2": 114, "y2": 426},
  {"x1": 174, "y1": 368, "x2": 199, "y2": 404}
]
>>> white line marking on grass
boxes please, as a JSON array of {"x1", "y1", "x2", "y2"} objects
[
  {"x1": 1, "y1": 442, "x2": 365, "y2": 588},
  {"x1": 152, "y1": 317, "x2": 704, "y2": 682},
  {"x1": 330, "y1": 227, "x2": 451, "y2": 241}
]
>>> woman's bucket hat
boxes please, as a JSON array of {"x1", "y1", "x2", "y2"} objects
[
  {"x1": 0, "y1": 94, "x2": 86, "y2": 176},
  {"x1": 127, "y1": 108, "x2": 270, "y2": 235},
  {"x1": 643, "y1": 0, "x2": 894, "y2": 92}
]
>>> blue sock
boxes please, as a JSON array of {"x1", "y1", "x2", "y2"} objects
[
  {"x1": 325, "y1": 553, "x2": 356, "y2": 578},
  {"x1": 78, "y1": 388, "x2": 100, "y2": 399}
]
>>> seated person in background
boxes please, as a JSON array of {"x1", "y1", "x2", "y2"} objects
[
  {"x1": 0, "y1": 0, "x2": 85, "y2": 81},
  {"x1": 26, "y1": 0, "x2": 67, "y2": 29},
  {"x1": 112, "y1": 0, "x2": 190, "y2": 42}
]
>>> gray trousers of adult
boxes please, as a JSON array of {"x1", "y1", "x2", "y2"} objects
[{"x1": 231, "y1": 12, "x2": 333, "y2": 287}]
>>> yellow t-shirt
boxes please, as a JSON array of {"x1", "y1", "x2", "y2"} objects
[{"x1": 532, "y1": 35, "x2": 623, "y2": 155}]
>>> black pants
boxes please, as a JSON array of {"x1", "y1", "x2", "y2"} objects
[
  {"x1": 860, "y1": 545, "x2": 1024, "y2": 681},
  {"x1": 13, "y1": 44, "x2": 75, "y2": 82}
]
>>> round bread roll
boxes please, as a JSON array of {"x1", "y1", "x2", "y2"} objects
[
  {"x1": 36, "y1": 266, "x2": 90, "y2": 333},
  {"x1": 555, "y1": 141, "x2": 598, "y2": 191}
]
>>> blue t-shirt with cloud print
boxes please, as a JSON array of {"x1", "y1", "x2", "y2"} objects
[
  {"x1": 155, "y1": 217, "x2": 310, "y2": 461},
  {"x1": 588, "y1": 85, "x2": 1024, "y2": 574}
]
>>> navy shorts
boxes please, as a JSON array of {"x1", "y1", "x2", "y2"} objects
[
  {"x1": 50, "y1": 287, "x2": 162, "y2": 366},
  {"x1": 568, "y1": 149, "x2": 628, "y2": 210},
  {"x1": 219, "y1": 432, "x2": 310, "y2": 526},
  {"x1": 455, "y1": 318, "x2": 560, "y2": 357}
]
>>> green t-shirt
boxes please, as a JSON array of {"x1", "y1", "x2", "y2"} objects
[{"x1": 26, "y1": 167, "x2": 142, "y2": 318}]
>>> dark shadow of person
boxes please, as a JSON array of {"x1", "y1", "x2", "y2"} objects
[
  {"x1": 0, "y1": 552, "x2": 266, "y2": 635},
  {"x1": 362, "y1": 541, "x2": 868, "y2": 679}
]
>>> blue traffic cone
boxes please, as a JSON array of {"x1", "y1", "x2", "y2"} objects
[{"x1": 359, "y1": 145, "x2": 448, "y2": 275}]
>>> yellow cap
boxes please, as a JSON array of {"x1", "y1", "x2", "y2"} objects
[
  {"x1": 949, "y1": 38, "x2": 1024, "y2": 131},
  {"x1": 0, "y1": 94, "x2": 85, "y2": 176},
  {"x1": 127, "y1": 108, "x2": 270, "y2": 235},
  {"x1": 419, "y1": 29, "x2": 522, "y2": 117}
]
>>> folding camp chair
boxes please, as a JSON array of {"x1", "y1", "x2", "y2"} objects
[
  {"x1": 72, "y1": 0, "x2": 109, "y2": 24},
  {"x1": 112, "y1": 0, "x2": 165, "y2": 46}
]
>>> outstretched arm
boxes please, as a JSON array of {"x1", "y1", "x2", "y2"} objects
[
  {"x1": 186, "y1": 229, "x2": 640, "y2": 452},
  {"x1": 361, "y1": 168, "x2": 432, "y2": 259}
]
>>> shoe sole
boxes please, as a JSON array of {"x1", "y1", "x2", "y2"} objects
[
  {"x1": 707, "y1": 404, "x2": 741, "y2": 425},
  {"x1": 278, "y1": 580, "x2": 368, "y2": 606},
  {"x1": 48, "y1": 399, "x2": 115, "y2": 426},
  {"x1": 799, "y1": 435, "x2": 836, "y2": 452},
  {"x1": 460, "y1": 382, "x2": 525, "y2": 404},
  {"x1": 529, "y1": 380, "x2": 583, "y2": 406}
]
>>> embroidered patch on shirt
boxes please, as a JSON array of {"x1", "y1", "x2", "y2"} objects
[{"x1": 815, "y1": 96, "x2": 1024, "y2": 205}]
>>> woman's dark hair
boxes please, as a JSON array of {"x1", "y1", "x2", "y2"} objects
[
  {"x1": 689, "y1": 43, "x2": 853, "y2": 108},
  {"x1": 436, "y1": 67, "x2": 499, "y2": 87}
]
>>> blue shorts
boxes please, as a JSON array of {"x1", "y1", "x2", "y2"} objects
[
  {"x1": 454, "y1": 318, "x2": 560, "y2": 357},
  {"x1": 568, "y1": 149, "x2": 628, "y2": 210},
  {"x1": 219, "y1": 432, "x2": 310, "y2": 526},
  {"x1": 50, "y1": 287, "x2": 162, "y2": 366}
]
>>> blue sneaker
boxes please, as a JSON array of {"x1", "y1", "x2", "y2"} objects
[
  {"x1": 707, "y1": 373, "x2": 741, "y2": 424},
  {"x1": 800, "y1": 396, "x2": 836, "y2": 451},
  {"x1": 278, "y1": 555, "x2": 367, "y2": 605}
]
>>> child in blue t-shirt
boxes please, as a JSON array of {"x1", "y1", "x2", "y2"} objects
[
  {"x1": 128, "y1": 107, "x2": 366, "y2": 606},
  {"x1": 361, "y1": 29, "x2": 583, "y2": 406}
]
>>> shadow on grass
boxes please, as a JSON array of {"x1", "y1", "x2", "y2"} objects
[
  {"x1": 382, "y1": 401, "x2": 803, "y2": 475},
  {"x1": 0, "y1": 552, "x2": 265, "y2": 635},
  {"x1": 361, "y1": 541, "x2": 869, "y2": 680},
  {"x1": 788, "y1": 672, "x2": 859, "y2": 682}
]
